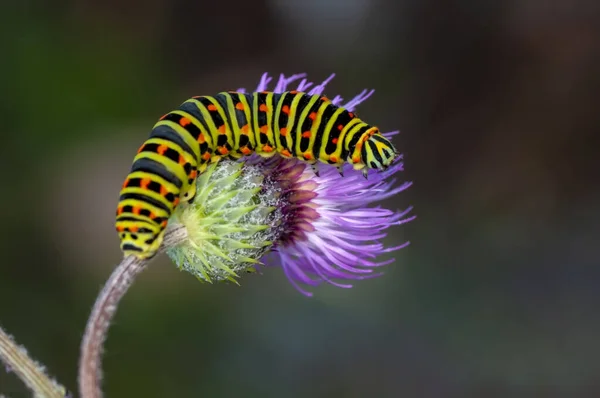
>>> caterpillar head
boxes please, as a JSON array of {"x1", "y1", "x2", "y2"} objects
[
  {"x1": 361, "y1": 129, "x2": 398, "y2": 171},
  {"x1": 116, "y1": 220, "x2": 162, "y2": 259}
]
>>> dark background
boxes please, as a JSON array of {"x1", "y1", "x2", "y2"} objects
[{"x1": 1, "y1": 0, "x2": 599, "y2": 397}]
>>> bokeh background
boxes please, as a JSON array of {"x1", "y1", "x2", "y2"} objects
[{"x1": 1, "y1": 0, "x2": 599, "y2": 397}]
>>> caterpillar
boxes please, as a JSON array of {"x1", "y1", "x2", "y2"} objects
[{"x1": 116, "y1": 91, "x2": 399, "y2": 259}]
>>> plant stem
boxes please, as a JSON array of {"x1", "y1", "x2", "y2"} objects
[
  {"x1": 77, "y1": 225, "x2": 187, "y2": 398},
  {"x1": 0, "y1": 325, "x2": 68, "y2": 398}
]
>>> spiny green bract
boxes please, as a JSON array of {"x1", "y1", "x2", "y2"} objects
[{"x1": 165, "y1": 160, "x2": 283, "y2": 284}]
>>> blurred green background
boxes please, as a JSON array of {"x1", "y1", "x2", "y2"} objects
[{"x1": 1, "y1": 0, "x2": 598, "y2": 397}]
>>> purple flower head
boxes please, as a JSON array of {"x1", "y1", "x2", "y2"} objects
[
  {"x1": 242, "y1": 73, "x2": 415, "y2": 296},
  {"x1": 167, "y1": 73, "x2": 414, "y2": 296}
]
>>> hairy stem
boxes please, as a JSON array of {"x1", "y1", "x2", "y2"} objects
[
  {"x1": 78, "y1": 225, "x2": 187, "y2": 398},
  {"x1": 0, "y1": 325, "x2": 68, "y2": 398}
]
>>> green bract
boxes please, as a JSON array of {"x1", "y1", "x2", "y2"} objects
[{"x1": 165, "y1": 159, "x2": 282, "y2": 283}]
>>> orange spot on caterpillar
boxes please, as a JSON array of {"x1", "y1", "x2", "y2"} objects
[
  {"x1": 302, "y1": 131, "x2": 311, "y2": 138},
  {"x1": 157, "y1": 145, "x2": 168, "y2": 155},
  {"x1": 149, "y1": 211, "x2": 156, "y2": 219},
  {"x1": 348, "y1": 112, "x2": 354, "y2": 118},
  {"x1": 197, "y1": 133, "x2": 205, "y2": 143},
  {"x1": 140, "y1": 178, "x2": 151, "y2": 189},
  {"x1": 173, "y1": 197, "x2": 180, "y2": 206},
  {"x1": 329, "y1": 155, "x2": 338, "y2": 163},
  {"x1": 122, "y1": 178, "x2": 130, "y2": 189},
  {"x1": 130, "y1": 225, "x2": 138, "y2": 233},
  {"x1": 117, "y1": 225, "x2": 124, "y2": 232},
  {"x1": 179, "y1": 117, "x2": 191, "y2": 126},
  {"x1": 159, "y1": 114, "x2": 168, "y2": 120},
  {"x1": 280, "y1": 149, "x2": 292, "y2": 157},
  {"x1": 160, "y1": 185, "x2": 168, "y2": 195},
  {"x1": 332, "y1": 138, "x2": 338, "y2": 144},
  {"x1": 160, "y1": 220, "x2": 168, "y2": 228},
  {"x1": 178, "y1": 154, "x2": 186, "y2": 165},
  {"x1": 202, "y1": 152, "x2": 211, "y2": 161},
  {"x1": 117, "y1": 207, "x2": 123, "y2": 215},
  {"x1": 280, "y1": 127, "x2": 288, "y2": 136},
  {"x1": 235, "y1": 102, "x2": 245, "y2": 111},
  {"x1": 137, "y1": 144, "x2": 145, "y2": 154},
  {"x1": 320, "y1": 96, "x2": 329, "y2": 101},
  {"x1": 189, "y1": 170, "x2": 197, "y2": 179},
  {"x1": 241, "y1": 124, "x2": 249, "y2": 133},
  {"x1": 308, "y1": 112, "x2": 317, "y2": 120},
  {"x1": 218, "y1": 125, "x2": 226, "y2": 134},
  {"x1": 303, "y1": 153, "x2": 313, "y2": 160},
  {"x1": 207, "y1": 104, "x2": 218, "y2": 111},
  {"x1": 282, "y1": 105, "x2": 290, "y2": 114},
  {"x1": 337, "y1": 124, "x2": 344, "y2": 130},
  {"x1": 259, "y1": 104, "x2": 268, "y2": 112},
  {"x1": 219, "y1": 146, "x2": 229, "y2": 155},
  {"x1": 289, "y1": 90, "x2": 298, "y2": 94},
  {"x1": 240, "y1": 146, "x2": 252, "y2": 155},
  {"x1": 260, "y1": 125, "x2": 268, "y2": 134},
  {"x1": 262, "y1": 144, "x2": 274, "y2": 152},
  {"x1": 352, "y1": 155, "x2": 360, "y2": 163}
]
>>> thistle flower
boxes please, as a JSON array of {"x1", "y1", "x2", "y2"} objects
[
  {"x1": 78, "y1": 73, "x2": 414, "y2": 398},
  {"x1": 165, "y1": 72, "x2": 414, "y2": 296}
]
